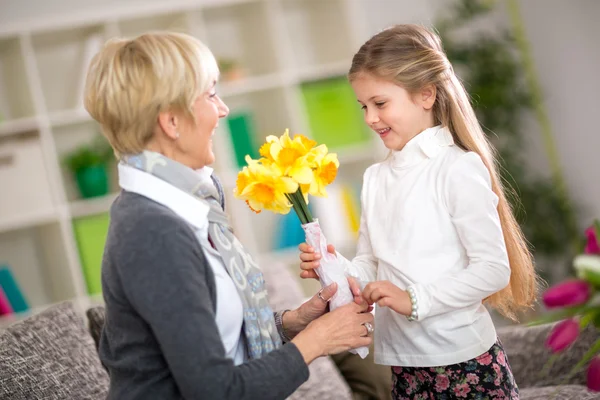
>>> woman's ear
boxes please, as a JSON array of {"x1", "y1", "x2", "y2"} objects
[
  {"x1": 420, "y1": 85, "x2": 437, "y2": 110},
  {"x1": 157, "y1": 110, "x2": 180, "y2": 140}
]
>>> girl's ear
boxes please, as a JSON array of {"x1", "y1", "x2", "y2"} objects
[
  {"x1": 157, "y1": 110, "x2": 180, "y2": 141},
  {"x1": 420, "y1": 85, "x2": 437, "y2": 110}
]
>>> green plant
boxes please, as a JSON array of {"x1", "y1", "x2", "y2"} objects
[
  {"x1": 63, "y1": 136, "x2": 113, "y2": 174},
  {"x1": 436, "y1": 0, "x2": 579, "y2": 279}
]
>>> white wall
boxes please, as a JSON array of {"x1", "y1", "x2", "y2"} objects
[{"x1": 517, "y1": 0, "x2": 600, "y2": 227}]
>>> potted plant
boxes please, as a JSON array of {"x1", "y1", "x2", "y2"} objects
[{"x1": 63, "y1": 136, "x2": 113, "y2": 199}]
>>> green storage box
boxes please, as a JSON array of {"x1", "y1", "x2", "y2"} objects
[
  {"x1": 300, "y1": 77, "x2": 371, "y2": 149},
  {"x1": 226, "y1": 111, "x2": 259, "y2": 167},
  {"x1": 72, "y1": 213, "x2": 110, "y2": 295}
]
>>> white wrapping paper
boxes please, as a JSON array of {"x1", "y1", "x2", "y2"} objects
[{"x1": 302, "y1": 220, "x2": 369, "y2": 358}]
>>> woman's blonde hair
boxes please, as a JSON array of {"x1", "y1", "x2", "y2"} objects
[
  {"x1": 84, "y1": 31, "x2": 219, "y2": 157},
  {"x1": 349, "y1": 24, "x2": 538, "y2": 320}
]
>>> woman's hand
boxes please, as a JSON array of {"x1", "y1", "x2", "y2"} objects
[
  {"x1": 362, "y1": 281, "x2": 412, "y2": 316},
  {"x1": 298, "y1": 242, "x2": 336, "y2": 280},
  {"x1": 292, "y1": 300, "x2": 374, "y2": 364},
  {"x1": 284, "y1": 278, "x2": 367, "y2": 338}
]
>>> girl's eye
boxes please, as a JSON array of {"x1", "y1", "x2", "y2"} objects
[
  {"x1": 375, "y1": 102, "x2": 385, "y2": 108},
  {"x1": 360, "y1": 105, "x2": 367, "y2": 110},
  {"x1": 209, "y1": 92, "x2": 217, "y2": 98}
]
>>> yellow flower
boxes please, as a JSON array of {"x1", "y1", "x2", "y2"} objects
[
  {"x1": 308, "y1": 152, "x2": 339, "y2": 197},
  {"x1": 234, "y1": 159, "x2": 298, "y2": 214},
  {"x1": 267, "y1": 130, "x2": 314, "y2": 184}
]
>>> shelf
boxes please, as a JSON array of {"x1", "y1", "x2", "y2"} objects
[
  {"x1": 295, "y1": 61, "x2": 350, "y2": 83},
  {"x1": 118, "y1": 12, "x2": 189, "y2": 38},
  {"x1": 219, "y1": 72, "x2": 289, "y2": 98},
  {"x1": 49, "y1": 108, "x2": 92, "y2": 127},
  {"x1": 0, "y1": 116, "x2": 40, "y2": 138},
  {"x1": 280, "y1": 0, "x2": 354, "y2": 69},
  {"x1": 0, "y1": 0, "x2": 373, "y2": 323},
  {"x1": 51, "y1": 120, "x2": 117, "y2": 202},
  {"x1": 0, "y1": 37, "x2": 36, "y2": 121},
  {"x1": 69, "y1": 192, "x2": 118, "y2": 219},
  {"x1": 0, "y1": 209, "x2": 60, "y2": 234},
  {"x1": 203, "y1": 1, "x2": 280, "y2": 78},
  {"x1": 32, "y1": 25, "x2": 108, "y2": 113}
]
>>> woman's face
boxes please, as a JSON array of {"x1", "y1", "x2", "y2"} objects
[{"x1": 179, "y1": 82, "x2": 229, "y2": 169}]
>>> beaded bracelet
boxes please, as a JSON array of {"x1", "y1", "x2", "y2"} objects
[
  {"x1": 406, "y1": 286, "x2": 419, "y2": 322},
  {"x1": 275, "y1": 309, "x2": 293, "y2": 342}
]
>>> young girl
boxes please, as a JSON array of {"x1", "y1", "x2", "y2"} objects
[{"x1": 299, "y1": 24, "x2": 538, "y2": 399}]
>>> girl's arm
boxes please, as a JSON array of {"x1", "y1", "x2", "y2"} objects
[{"x1": 410, "y1": 152, "x2": 511, "y2": 321}]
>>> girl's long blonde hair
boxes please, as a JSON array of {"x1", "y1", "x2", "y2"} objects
[{"x1": 349, "y1": 24, "x2": 538, "y2": 320}]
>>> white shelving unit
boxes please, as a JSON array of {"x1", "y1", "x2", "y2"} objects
[{"x1": 0, "y1": 0, "x2": 386, "y2": 325}]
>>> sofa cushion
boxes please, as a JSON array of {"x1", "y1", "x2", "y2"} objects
[
  {"x1": 520, "y1": 384, "x2": 600, "y2": 399},
  {"x1": 498, "y1": 322, "x2": 599, "y2": 388},
  {"x1": 0, "y1": 302, "x2": 109, "y2": 400}
]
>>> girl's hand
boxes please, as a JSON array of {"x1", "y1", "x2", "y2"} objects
[
  {"x1": 362, "y1": 281, "x2": 412, "y2": 316},
  {"x1": 298, "y1": 242, "x2": 336, "y2": 280}
]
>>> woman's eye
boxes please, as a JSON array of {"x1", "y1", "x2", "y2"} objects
[
  {"x1": 360, "y1": 105, "x2": 367, "y2": 110},
  {"x1": 375, "y1": 102, "x2": 385, "y2": 107}
]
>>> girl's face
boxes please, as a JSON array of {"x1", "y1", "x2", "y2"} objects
[{"x1": 351, "y1": 73, "x2": 436, "y2": 151}]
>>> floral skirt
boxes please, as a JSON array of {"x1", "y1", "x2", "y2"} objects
[{"x1": 391, "y1": 341, "x2": 519, "y2": 399}]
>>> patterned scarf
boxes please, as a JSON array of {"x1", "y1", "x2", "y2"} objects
[{"x1": 121, "y1": 151, "x2": 282, "y2": 359}]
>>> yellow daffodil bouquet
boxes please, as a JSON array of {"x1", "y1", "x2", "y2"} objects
[
  {"x1": 233, "y1": 129, "x2": 337, "y2": 222},
  {"x1": 233, "y1": 129, "x2": 368, "y2": 358}
]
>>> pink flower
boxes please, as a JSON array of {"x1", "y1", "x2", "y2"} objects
[
  {"x1": 542, "y1": 279, "x2": 592, "y2": 309},
  {"x1": 497, "y1": 350, "x2": 507, "y2": 366},
  {"x1": 453, "y1": 383, "x2": 471, "y2": 398},
  {"x1": 586, "y1": 226, "x2": 600, "y2": 254},
  {"x1": 476, "y1": 352, "x2": 493, "y2": 365},
  {"x1": 466, "y1": 373, "x2": 479, "y2": 384},
  {"x1": 588, "y1": 356, "x2": 600, "y2": 392},
  {"x1": 546, "y1": 318, "x2": 580, "y2": 353},
  {"x1": 392, "y1": 366, "x2": 402, "y2": 375},
  {"x1": 493, "y1": 363, "x2": 503, "y2": 385},
  {"x1": 435, "y1": 374, "x2": 450, "y2": 392}
]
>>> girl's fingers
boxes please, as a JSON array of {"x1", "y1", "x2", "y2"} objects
[
  {"x1": 300, "y1": 270, "x2": 319, "y2": 280},
  {"x1": 298, "y1": 243, "x2": 313, "y2": 253},
  {"x1": 299, "y1": 252, "x2": 321, "y2": 262},
  {"x1": 300, "y1": 261, "x2": 320, "y2": 271}
]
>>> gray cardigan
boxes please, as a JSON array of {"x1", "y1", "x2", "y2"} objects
[{"x1": 99, "y1": 191, "x2": 309, "y2": 399}]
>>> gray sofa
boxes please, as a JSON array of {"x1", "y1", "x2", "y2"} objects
[{"x1": 0, "y1": 260, "x2": 598, "y2": 399}]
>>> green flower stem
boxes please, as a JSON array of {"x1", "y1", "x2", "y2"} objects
[
  {"x1": 285, "y1": 193, "x2": 307, "y2": 224},
  {"x1": 527, "y1": 304, "x2": 598, "y2": 327},
  {"x1": 293, "y1": 189, "x2": 313, "y2": 224},
  {"x1": 286, "y1": 189, "x2": 314, "y2": 225}
]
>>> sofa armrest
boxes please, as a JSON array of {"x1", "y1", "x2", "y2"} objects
[{"x1": 498, "y1": 322, "x2": 598, "y2": 388}]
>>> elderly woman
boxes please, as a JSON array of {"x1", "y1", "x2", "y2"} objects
[{"x1": 83, "y1": 32, "x2": 373, "y2": 400}]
